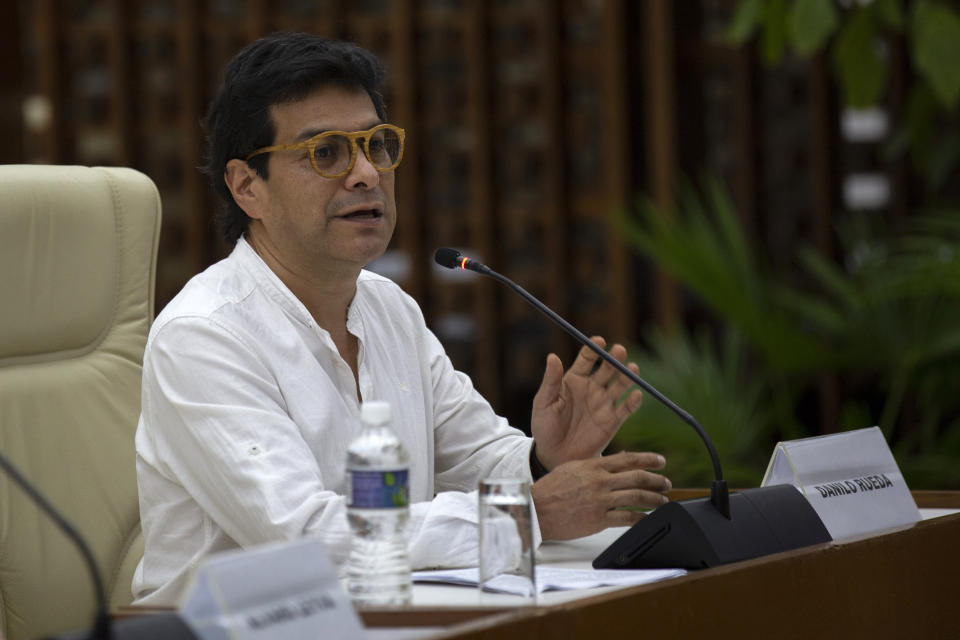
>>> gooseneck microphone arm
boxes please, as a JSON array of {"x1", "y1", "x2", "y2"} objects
[
  {"x1": 0, "y1": 450, "x2": 111, "y2": 639},
  {"x1": 434, "y1": 247, "x2": 730, "y2": 518}
]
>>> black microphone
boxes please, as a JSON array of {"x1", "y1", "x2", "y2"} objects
[
  {"x1": 0, "y1": 450, "x2": 197, "y2": 639},
  {"x1": 434, "y1": 247, "x2": 831, "y2": 570},
  {"x1": 0, "y1": 450, "x2": 112, "y2": 639},
  {"x1": 435, "y1": 247, "x2": 729, "y2": 514}
]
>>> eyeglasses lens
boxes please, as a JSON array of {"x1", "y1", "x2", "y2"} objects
[
  {"x1": 312, "y1": 136, "x2": 351, "y2": 175},
  {"x1": 367, "y1": 128, "x2": 402, "y2": 168},
  {"x1": 312, "y1": 128, "x2": 401, "y2": 176}
]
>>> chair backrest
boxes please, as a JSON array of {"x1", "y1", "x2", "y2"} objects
[{"x1": 0, "y1": 165, "x2": 161, "y2": 639}]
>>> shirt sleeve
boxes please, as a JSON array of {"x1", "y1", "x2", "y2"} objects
[
  {"x1": 140, "y1": 315, "x2": 355, "y2": 564},
  {"x1": 415, "y1": 325, "x2": 544, "y2": 563},
  {"x1": 407, "y1": 489, "x2": 542, "y2": 570},
  {"x1": 425, "y1": 327, "x2": 535, "y2": 493}
]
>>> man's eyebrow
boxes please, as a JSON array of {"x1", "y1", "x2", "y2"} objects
[
  {"x1": 293, "y1": 121, "x2": 385, "y2": 142},
  {"x1": 294, "y1": 127, "x2": 328, "y2": 142}
]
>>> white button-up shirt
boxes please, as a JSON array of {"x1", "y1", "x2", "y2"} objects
[{"x1": 133, "y1": 237, "x2": 536, "y2": 605}]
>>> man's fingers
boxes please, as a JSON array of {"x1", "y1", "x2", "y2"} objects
[
  {"x1": 603, "y1": 508, "x2": 647, "y2": 528},
  {"x1": 616, "y1": 388, "x2": 644, "y2": 421},
  {"x1": 608, "y1": 489, "x2": 670, "y2": 510},
  {"x1": 532, "y1": 353, "x2": 565, "y2": 408},
  {"x1": 534, "y1": 454, "x2": 670, "y2": 540},
  {"x1": 593, "y1": 343, "x2": 629, "y2": 387},
  {"x1": 607, "y1": 468, "x2": 672, "y2": 493},
  {"x1": 606, "y1": 365, "x2": 634, "y2": 397},
  {"x1": 568, "y1": 336, "x2": 607, "y2": 376},
  {"x1": 599, "y1": 450, "x2": 667, "y2": 473}
]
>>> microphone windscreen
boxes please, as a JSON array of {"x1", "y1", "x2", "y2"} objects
[{"x1": 434, "y1": 247, "x2": 462, "y2": 269}]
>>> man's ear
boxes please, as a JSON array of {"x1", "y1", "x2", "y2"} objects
[{"x1": 224, "y1": 159, "x2": 268, "y2": 220}]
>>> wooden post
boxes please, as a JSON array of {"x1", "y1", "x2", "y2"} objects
[
  {"x1": 644, "y1": 0, "x2": 679, "y2": 329},
  {"x1": 0, "y1": 0, "x2": 23, "y2": 163}
]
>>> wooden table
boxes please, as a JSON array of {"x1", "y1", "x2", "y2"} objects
[{"x1": 360, "y1": 490, "x2": 960, "y2": 639}]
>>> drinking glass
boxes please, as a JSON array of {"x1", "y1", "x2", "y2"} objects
[{"x1": 478, "y1": 478, "x2": 536, "y2": 601}]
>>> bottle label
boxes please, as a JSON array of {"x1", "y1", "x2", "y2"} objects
[{"x1": 348, "y1": 469, "x2": 409, "y2": 508}]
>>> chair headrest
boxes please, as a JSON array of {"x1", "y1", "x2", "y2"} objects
[{"x1": 0, "y1": 165, "x2": 159, "y2": 362}]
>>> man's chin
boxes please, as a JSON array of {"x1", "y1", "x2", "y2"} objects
[
  {"x1": 357, "y1": 241, "x2": 404, "y2": 275},
  {"x1": 350, "y1": 237, "x2": 392, "y2": 267}
]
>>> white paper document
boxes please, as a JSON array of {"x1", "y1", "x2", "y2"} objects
[{"x1": 412, "y1": 566, "x2": 685, "y2": 596}]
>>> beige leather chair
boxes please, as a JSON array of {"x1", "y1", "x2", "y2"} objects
[{"x1": 0, "y1": 165, "x2": 161, "y2": 639}]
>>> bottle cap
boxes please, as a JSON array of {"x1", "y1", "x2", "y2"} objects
[{"x1": 360, "y1": 400, "x2": 391, "y2": 425}]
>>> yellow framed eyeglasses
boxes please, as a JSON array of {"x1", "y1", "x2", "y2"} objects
[{"x1": 245, "y1": 123, "x2": 406, "y2": 178}]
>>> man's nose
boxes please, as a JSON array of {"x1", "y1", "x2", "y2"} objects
[{"x1": 345, "y1": 144, "x2": 379, "y2": 190}]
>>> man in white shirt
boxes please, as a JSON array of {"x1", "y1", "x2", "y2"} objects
[{"x1": 133, "y1": 33, "x2": 671, "y2": 604}]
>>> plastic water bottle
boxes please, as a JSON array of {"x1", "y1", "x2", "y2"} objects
[{"x1": 346, "y1": 400, "x2": 412, "y2": 605}]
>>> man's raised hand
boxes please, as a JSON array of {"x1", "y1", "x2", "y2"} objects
[{"x1": 530, "y1": 337, "x2": 644, "y2": 471}]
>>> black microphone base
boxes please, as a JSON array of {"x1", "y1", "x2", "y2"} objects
[{"x1": 593, "y1": 484, "x2": 831, "y2": 570}]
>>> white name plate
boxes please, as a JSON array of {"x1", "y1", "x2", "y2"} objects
[
  {"x1": 178, "y1": 537, "x2": 366, "y2": 640},
  {"x1": 762, "y1": 426, "x2": 921, "y2": 540}
]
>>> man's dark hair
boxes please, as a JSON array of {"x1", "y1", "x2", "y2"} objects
[{"x1": 202, "y1": 33, "x2": 387, "y2": 244}]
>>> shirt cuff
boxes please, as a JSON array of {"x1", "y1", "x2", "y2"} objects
[{"x1": 529, "y1": 441, "x2": 550, "y2": 481}]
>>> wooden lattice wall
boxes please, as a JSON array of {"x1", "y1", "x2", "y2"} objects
[{"x1": 12, "y1": 0, "x2": 910, "y2": 431}]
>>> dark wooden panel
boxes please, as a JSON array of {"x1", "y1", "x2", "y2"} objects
[
  {"x1": 0, "y1": 0, "x2": 24, "y2": 163},
  {"x1": 16, "y1": 0, "x2": 649, "y2": 423}
]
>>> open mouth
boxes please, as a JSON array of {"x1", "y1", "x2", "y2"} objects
[{"x1": 338, "y1": 209, "x2": 383, "y2": 220}]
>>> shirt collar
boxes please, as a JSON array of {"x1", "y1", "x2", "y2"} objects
[
  {"x1": 233, "y1": 236, "x2": 318, "y2": 328},
  {"x1": 232, "y1": 236, "x2": 367, "y2": 342}
]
